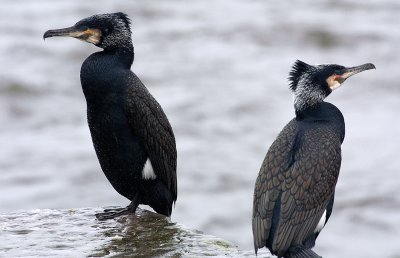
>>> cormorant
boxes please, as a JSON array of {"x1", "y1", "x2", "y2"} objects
[
  {"x1": 44, "y1": 13, "x2": 177, "y2": 220},
  {"x1": 252, "y1": 60, "x2": 375, "y2": 258}
]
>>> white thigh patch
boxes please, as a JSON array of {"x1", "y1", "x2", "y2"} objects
[
  {"x1": 314, "y1": 210, "x2": 327, "y2": 233},
  {"x1": 142, "y1": 158, "x2": 157, "y2": 180}
]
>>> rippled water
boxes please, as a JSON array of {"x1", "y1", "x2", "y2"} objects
[
  {"x1": 0, "y1": 207, "x2": 254, "y2": 257},
  {"x1": 1, "y1": 1, "x2": 399, "y2": 257}
]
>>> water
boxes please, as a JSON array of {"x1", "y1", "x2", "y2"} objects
[
  {"x1": 1, "y1": 0, "x2": 400, "y2": 257},
  {"x1": 0, "y1": 207, "x2": 255, "y2": 257}
]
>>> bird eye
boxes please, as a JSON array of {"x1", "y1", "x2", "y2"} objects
[
  {"x1": 335, "y1": 70, "x2": 344, "y2": 75},
  {"x1": 80, "y1": 26, "x2": 89, "y2": 31}
]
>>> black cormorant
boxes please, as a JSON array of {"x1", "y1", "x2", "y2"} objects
[
  {"x1": 44, "y1": 13, "x2": 177, "y2": 220},
  {"x1": 252, "y1": 60, "x2": 375, "y2": 258}
]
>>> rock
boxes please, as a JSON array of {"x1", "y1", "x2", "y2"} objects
[{"x1": 0, "y1": 207, "x2": 256, "y2": 257}]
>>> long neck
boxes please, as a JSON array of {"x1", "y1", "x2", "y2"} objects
[
  {"x1": 105, "y1": 46, "x2": 134, "y2": 69},
  {"x1": 293, "y1": 79, "x2": 330, "y2": 115},
  {"x1": 294, "y1": 91, "x2": 324, "y2": 116},
  {"x1": 80, "y1": 47, "x2": 134, "y2": 100}
]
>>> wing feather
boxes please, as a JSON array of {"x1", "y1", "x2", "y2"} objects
[
  {"x1": 252, "y1": 119, "x2": 341, "y2": 255},
  {"x1": 124, "y1": 73, "x2": 177, "y2": 201}
]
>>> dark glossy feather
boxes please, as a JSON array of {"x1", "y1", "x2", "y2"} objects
[
  {"x1": 253, "y1": 103, "x2": 343, "y2": 257},
  {"x1": 124, "y1": 73, "x2": 177, "y2": 202},
  {"x1": 46, "y1": 12, "x2": 177, "y2": 219},
  {"x1": 288, "y1": 60, "x2": 312, "y2": 91}
]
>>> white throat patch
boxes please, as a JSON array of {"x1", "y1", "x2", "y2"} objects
[{"x1": 142, "y1": 158, "x2": 157, "y2": 180}]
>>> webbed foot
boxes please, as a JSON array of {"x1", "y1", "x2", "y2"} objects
[{"x1": 96, "y1": 195, "x2": 140, "y2": 220}]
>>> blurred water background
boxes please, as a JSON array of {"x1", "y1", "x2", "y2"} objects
[{"x1": 0, "y1": 0, "x2": 399, "y2": 257}]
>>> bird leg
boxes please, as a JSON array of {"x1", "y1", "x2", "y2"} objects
[{"x1": 96, "y1": 195, "x2": 139, "y2": 220}]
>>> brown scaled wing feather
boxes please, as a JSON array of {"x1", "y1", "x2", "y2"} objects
[
  {"x1": 253, "y1": 119, "x2": 341, "y2": 255},
  {"x1": 124, "y1": 74, "x2": 177, "y2": 201}
]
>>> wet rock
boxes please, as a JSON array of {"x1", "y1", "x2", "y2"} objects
[{"x1": 0, "y1": 207, "x2": 257, "y2": 257}]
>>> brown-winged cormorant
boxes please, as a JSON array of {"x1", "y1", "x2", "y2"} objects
[
  {"x1": 252, "y1": 60, "x2": 375, "y2": 258},
  {"x1": 43, "y1": 13, "x2": 177, "y2": 220}
]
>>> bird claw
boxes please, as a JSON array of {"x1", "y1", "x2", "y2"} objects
[
  {"x1": 103, "y1": 207, "x2": 126, "y2": 213},
  {"x1": 96, "y1": 196, "x2": 140, "y2": 220},
  {"x1": 95, "y1": 207, "x2": 131, "y2": 220}
]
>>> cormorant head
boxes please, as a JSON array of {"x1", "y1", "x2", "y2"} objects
[
  {"x1": 44, "y1": 12, "x2": 132, "y2": 51},
  {"x1": 289, "y1": 60, "x2": 375, "y2": 113}
]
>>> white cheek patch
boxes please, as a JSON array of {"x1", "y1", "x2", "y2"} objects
[
  {"x1": 330, "y1": 81, "x2": 341, "y2": 90},
  {"x1": 326, "y1": 76, "x2": 342, "y2": 91},
  {"x1": 75, "y1": 29, "x2": 102, "y2": 45},
  {"x1": 86, "y1": 34, "x2": 101, "y2": 45},
  {"x1": 142, "y1": 158, "x2": 157, "y2": 180},
  {"x1": 314, "y1": 210, "x2": 327, "y2": 233}
]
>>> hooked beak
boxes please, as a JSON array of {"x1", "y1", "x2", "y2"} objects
[
  {"x1": 43, "y1": 26, "x2": 102, "y2": 45},
  {"x1": 327, "y1": 63, "x2": 375, "y2": 91},
  {"x1": 338, "y1": 63, "x2": 376, "y2": 81}
]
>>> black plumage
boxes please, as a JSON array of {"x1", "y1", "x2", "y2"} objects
[
  {"x1": 44, "y1": 12, "x2": 177, "y2": 219},
  {"x1": 252, "y1": 60, "x2": 375, "y2": 257}
]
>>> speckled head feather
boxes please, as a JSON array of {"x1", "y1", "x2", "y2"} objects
[
  {"x1": 287, "y1": 60, "x2": 375, "y2": 115},
  {"x1": 288, "y1": 60, "x2": 330, "y2": 114},
  {"x1": 288, "y1": 60, "x2": 313, "y2": 92},
  {"x1": 44, "y1": 12, "x2": 134, "y2": 52},
  {"x1": 74, "y1": 12, "x2": 133, "y2": 50}
]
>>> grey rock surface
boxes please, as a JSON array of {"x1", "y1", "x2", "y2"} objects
[{"x1": 0, "y1": 207, "x2": 259, "y2": 257}]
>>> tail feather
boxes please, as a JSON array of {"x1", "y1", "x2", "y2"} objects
[{"x1": 286, "y1": 249, "x2": 322, "y2": 258}]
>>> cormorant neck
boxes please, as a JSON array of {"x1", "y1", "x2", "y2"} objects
[
  {"x1": 104, "y1": 46, "x2": 134, "y2": 68},
  {"x1": 292, "y1": 69, "x2": 333, "y2": 115},
  {"x1": 295, "y1": 101, "x2": 340, "y2": 121},
  {"x1": 294, "y1": 93, "x2": 324, "y2": 116},
  {"x1": 295, "y1": 102, "x2": 322, "y2": 118},
  {"x1": 293, "y1": 81, "x2": 330, "y2": 116}
]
